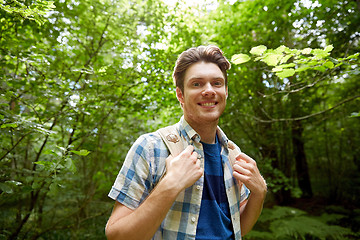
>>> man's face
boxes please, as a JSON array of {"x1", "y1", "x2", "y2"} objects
[{"x1": 176, "y1": 61, "x2": 228, "y2": 127}]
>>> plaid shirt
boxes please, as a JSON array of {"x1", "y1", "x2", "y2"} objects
[{"x1": 108, "y1": 116, "x2": 250, "y2": 240}]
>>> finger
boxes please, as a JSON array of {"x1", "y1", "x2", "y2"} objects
[
  {"x1": 166, "y1": 154, "x2": 174, "y2": 161},
  {"x1": 197, "y1": 158, "x2": 201, "y2": 166},
  {"x1": 235, "y1": 152, "x2": 254, "y2": 163},
  {"x1": 183, "y1": 145, "x2": 194, "y2": 154},
  {"x1": 233, "y1": 163, "x2": 251, "y2": 176}
]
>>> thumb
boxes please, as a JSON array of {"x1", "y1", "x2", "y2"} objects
[{"x1": 165, "y1": 154, "x2": 174, "y2": 168}]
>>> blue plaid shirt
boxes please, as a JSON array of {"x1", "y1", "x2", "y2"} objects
[{"x1": 108, "y1": 116, "x2": 250, "y2": 240}]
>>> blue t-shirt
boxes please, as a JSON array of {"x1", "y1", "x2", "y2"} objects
[{"x1": 196, "y1": 136, "x2": 234, "y2": 240}]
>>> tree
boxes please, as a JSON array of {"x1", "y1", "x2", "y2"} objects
[
  {"x1": 0, "y1": 0, "x2": 185, "y2": 238},
  {"x1": 196, "y1": 0, "x2": 360, "y2": 204}
]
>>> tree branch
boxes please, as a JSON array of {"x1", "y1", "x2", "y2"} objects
[
  {"x1": 241, "y1": 95, "x2": 360, "y2": 123},
  {"x1": 0, "y1": 132, "x2": 30, "y2": 161}
]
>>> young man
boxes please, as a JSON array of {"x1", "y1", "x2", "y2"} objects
[{"x1": 105, "y1": 45, "x2": 267, "y2": 240}]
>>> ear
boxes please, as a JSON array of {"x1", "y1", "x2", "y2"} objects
[{"x1": 176, "y1": 87, "x2": 184, "y2": 104}]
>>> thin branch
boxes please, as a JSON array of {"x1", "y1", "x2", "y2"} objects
[
  {"x1": 0, "y1": 132, "x2": 30, "y2": 161},
  {"x1": 241, "y1": 95, "x2": 360, "y2": 123},
  {"x1": 258, "y1": 74, "x2": 327, "y2": 98}
]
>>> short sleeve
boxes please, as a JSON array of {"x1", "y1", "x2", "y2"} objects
[
  {"x1": 239, "y1": 184, "x2": 250, "y2": 207},
  {"x1": 108, "y1": 135, "x2": 153, "y2": 210}
]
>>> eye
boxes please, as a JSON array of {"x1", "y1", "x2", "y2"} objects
[
  {"x1": 213, "y1": 81, "x2": 223, "y2": 86},
  {"x1": 192, "y1": 82, "x2": 200, "y2": 87}
]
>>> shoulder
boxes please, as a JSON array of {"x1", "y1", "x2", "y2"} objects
[
  {"x1": 228, "y1": 139, "x2": 241, "y2": 152},
  {"x1": 129, "y1": 131, "x2": 166, "y2": 155}
]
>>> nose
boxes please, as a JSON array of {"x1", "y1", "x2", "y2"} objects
[{"x1": 202, "y1": 83, "x2": 216, "y2": 97}]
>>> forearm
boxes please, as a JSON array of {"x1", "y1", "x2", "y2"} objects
[
  {"x1": 240, "y1": 191, "x2": 266, "y2": 236},
  {"x1": 106, "y1": 176, "x2": 181, "y2": 240}
]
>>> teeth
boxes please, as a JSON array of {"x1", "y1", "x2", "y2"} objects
[{"x1": 201, "y1": 102, "x2": 215, "y2": 106}]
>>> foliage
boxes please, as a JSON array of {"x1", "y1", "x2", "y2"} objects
[
  {"x1": 232, "y1": 44, "x2": 359, "y2": 79},
  {"x1": 245, "y1": 206, "x2": 359, "y2": 240},
  {"x1": 198, "y1": 0, "x2": 360, "y2": 203},
  {"x1": 0, "y1": 0, "x2": 359, "y2": 239},
  {"x1": 0, "y1": 0, "x2": 56, "y2": 25},
  {"x1": 0, "y1": 0, "x2": 183, "y2": 238}
]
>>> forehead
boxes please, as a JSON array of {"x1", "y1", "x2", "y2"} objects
[{"x1": 184, "y1": 62, "x2": 224, "y2": 82}]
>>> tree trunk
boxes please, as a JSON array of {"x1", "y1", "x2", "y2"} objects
[{"x1": 292, "y1": 120, "x2": 313, "y2": 198}]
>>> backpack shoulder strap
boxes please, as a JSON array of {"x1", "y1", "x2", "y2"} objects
[
  {"x1": 228, "y1": 140, "x2": 241, "y2": 166},
  {"x1": 228, "y1": 140, "x2": 244, "y2": 188},
  {"x1": 158, "y1": 126, "x2": 240, "y2": 164},
  {"x1": 156, "y1": 125, "x2": 184, "y2": 157},
  {"x1": 156, "y1": 125, "x2": 184, "y2": 180}
]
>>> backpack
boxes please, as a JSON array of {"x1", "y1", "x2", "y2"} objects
[{"x1": 156, "y1": 124, "x2": 242, "y2": 186}]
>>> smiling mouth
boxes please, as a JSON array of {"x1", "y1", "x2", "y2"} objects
[{"x1": 199, "y1": 102, "x2": 217, "y2": 107}]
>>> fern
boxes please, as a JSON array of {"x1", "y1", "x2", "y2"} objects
[{"x1": 244, "y1": 206, "x2": 356, "y2": 240}]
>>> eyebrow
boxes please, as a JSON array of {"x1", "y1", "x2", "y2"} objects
[{"x1": 188, "y1": 76, "x2": 225, "y2": 81}]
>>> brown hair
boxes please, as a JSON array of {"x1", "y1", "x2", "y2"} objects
[{"x1": 172, "y1": 45, "x2": 231, "y2": 93}]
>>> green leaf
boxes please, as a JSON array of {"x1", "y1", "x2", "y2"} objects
[
  {"x1": 323, "y1": 61, "x2": 334, "y2": 69},
  {"x1": 34, "y1": 161, "x2": 54, "y2": 170},
  {"x1": 65, "y1": 158, "x2": 77, "y2": 173},
  {"x1": 344, "y1": 52, "x2": 360, "y2": 60},
  {"x1": 301, "y1": 48, "x2": 312, "y2": 55},
  {"x1": 272, "y1": 67, "x2": 283, "y2": 72},
  {"x1": 49, "y1": 182, "x2": 59, "y2": 196},
  {"x1": 324, "y1": 45, "x2": 334, "y2": 53},
  {"x1": 250, "y1": 45, "x2": 267, "y2": 55},
  {"x1": 1, "y1": 123, "x2": 18, "y2": 128},
  {"x1": 280, "y1": 54, "x2": 293, "y2": 64},
  {"x1": 278, "y1": 63, "x2": 296, "y2": 68},
  {"x1": 276, "y1": 68, "x2": 295, "y2": 79},
  {"x1": 262, "y1": 54, "x2": 283, "y2": 66},
  {"x1": 71, "y1": 149, "x2": 90, "y2": 156},
  {"x1": 295, "y1": 65, "x2": 310, "y2": 72},
  {"x1": 231, "y1": 54, "x2": 251, "y2": 64},
  {"x1": 350, "y1": 112, "x2": 360, "y2": 118},
  {"x1": 314, "y1": 66, "x2": 326, "y2": 72},
  {"x1": 274, "y1": 45, "x2": 288, "y2": 53},
  {"x1": 0, "y1": 182, "x2": 13, "y2": 194},
  {"x1": 312, "y1": 49, "x2": 330, "y2": 59}
]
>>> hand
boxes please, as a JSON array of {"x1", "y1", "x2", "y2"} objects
[
  {"x1": 232, "y1": 153, "x2": 267, "y2": 197},
  {"x1": 165, "y1": 145, "x2": 203, "y2": 191}
]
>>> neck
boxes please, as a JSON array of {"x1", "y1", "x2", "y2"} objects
[{"x1": 185, "y1": 117, "x2": 218, "y2": 144}]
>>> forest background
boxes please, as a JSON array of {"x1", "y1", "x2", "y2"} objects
[{"x1": 1, "y1": 0, "x2": 359, "y2": 239}]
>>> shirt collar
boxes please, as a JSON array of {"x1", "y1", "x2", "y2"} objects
[{"x1": 178, "y1": 116, "x2": 229, "y2": 148}]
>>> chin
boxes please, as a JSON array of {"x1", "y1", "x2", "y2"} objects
[{"x1": 200, "y1": 114, "x2": 221, "y2": 123}]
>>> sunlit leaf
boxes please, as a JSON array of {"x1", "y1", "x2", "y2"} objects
[
  {"x1": 250, "y1": 45, "x2": 267, "y2": 55},
  {"x1": 280, "y1": 54, "x2": 293, "y2": 64},
  {"x1": 295, "y1": 65, "x2": 310, "y2": 72},
  {"x1": 301, "y1": 48, "x2": 312, "y2": 55},
  {"x1": 276, "y1": 68, "x2": 295, "y2": 79},
  {"x1": 231, "y1": 54, "x2": 251, "y2": 64},
  {"x1": 262, "y1": 54, "x2": 283, "y2": 66},
  {"x1": 323, "y1": 61, "x2": 334, "y2": 69},
  {"x1": 272, "y1": 67, "x2": 283, "y2": 72},
  {"x1": 71, "y1": 149, "x2": 90, "y2": 156},
  {"x1": 278, "y1": 63, "x2": 296, "y2": 68},
  {"x1": 350, "y1": 112, "x2": 360, "y2": 118},
  {"x1": 1, "y1": 123, "x2": 18, "y2": 128},
  {"x1": 324, "y1": 45, "x2": 334, "y2": 53}
]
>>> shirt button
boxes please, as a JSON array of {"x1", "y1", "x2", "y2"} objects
[
  {"x1": 196, "y1": 185, "x2": 201, "y2": 190},
  {"x1": 191, "y1": 217, "x2": 196, "y2": 223}
]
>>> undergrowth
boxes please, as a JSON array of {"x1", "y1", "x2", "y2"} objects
[{"x1": 244, "y1": 206, "x2": 360, "y2": 240}]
